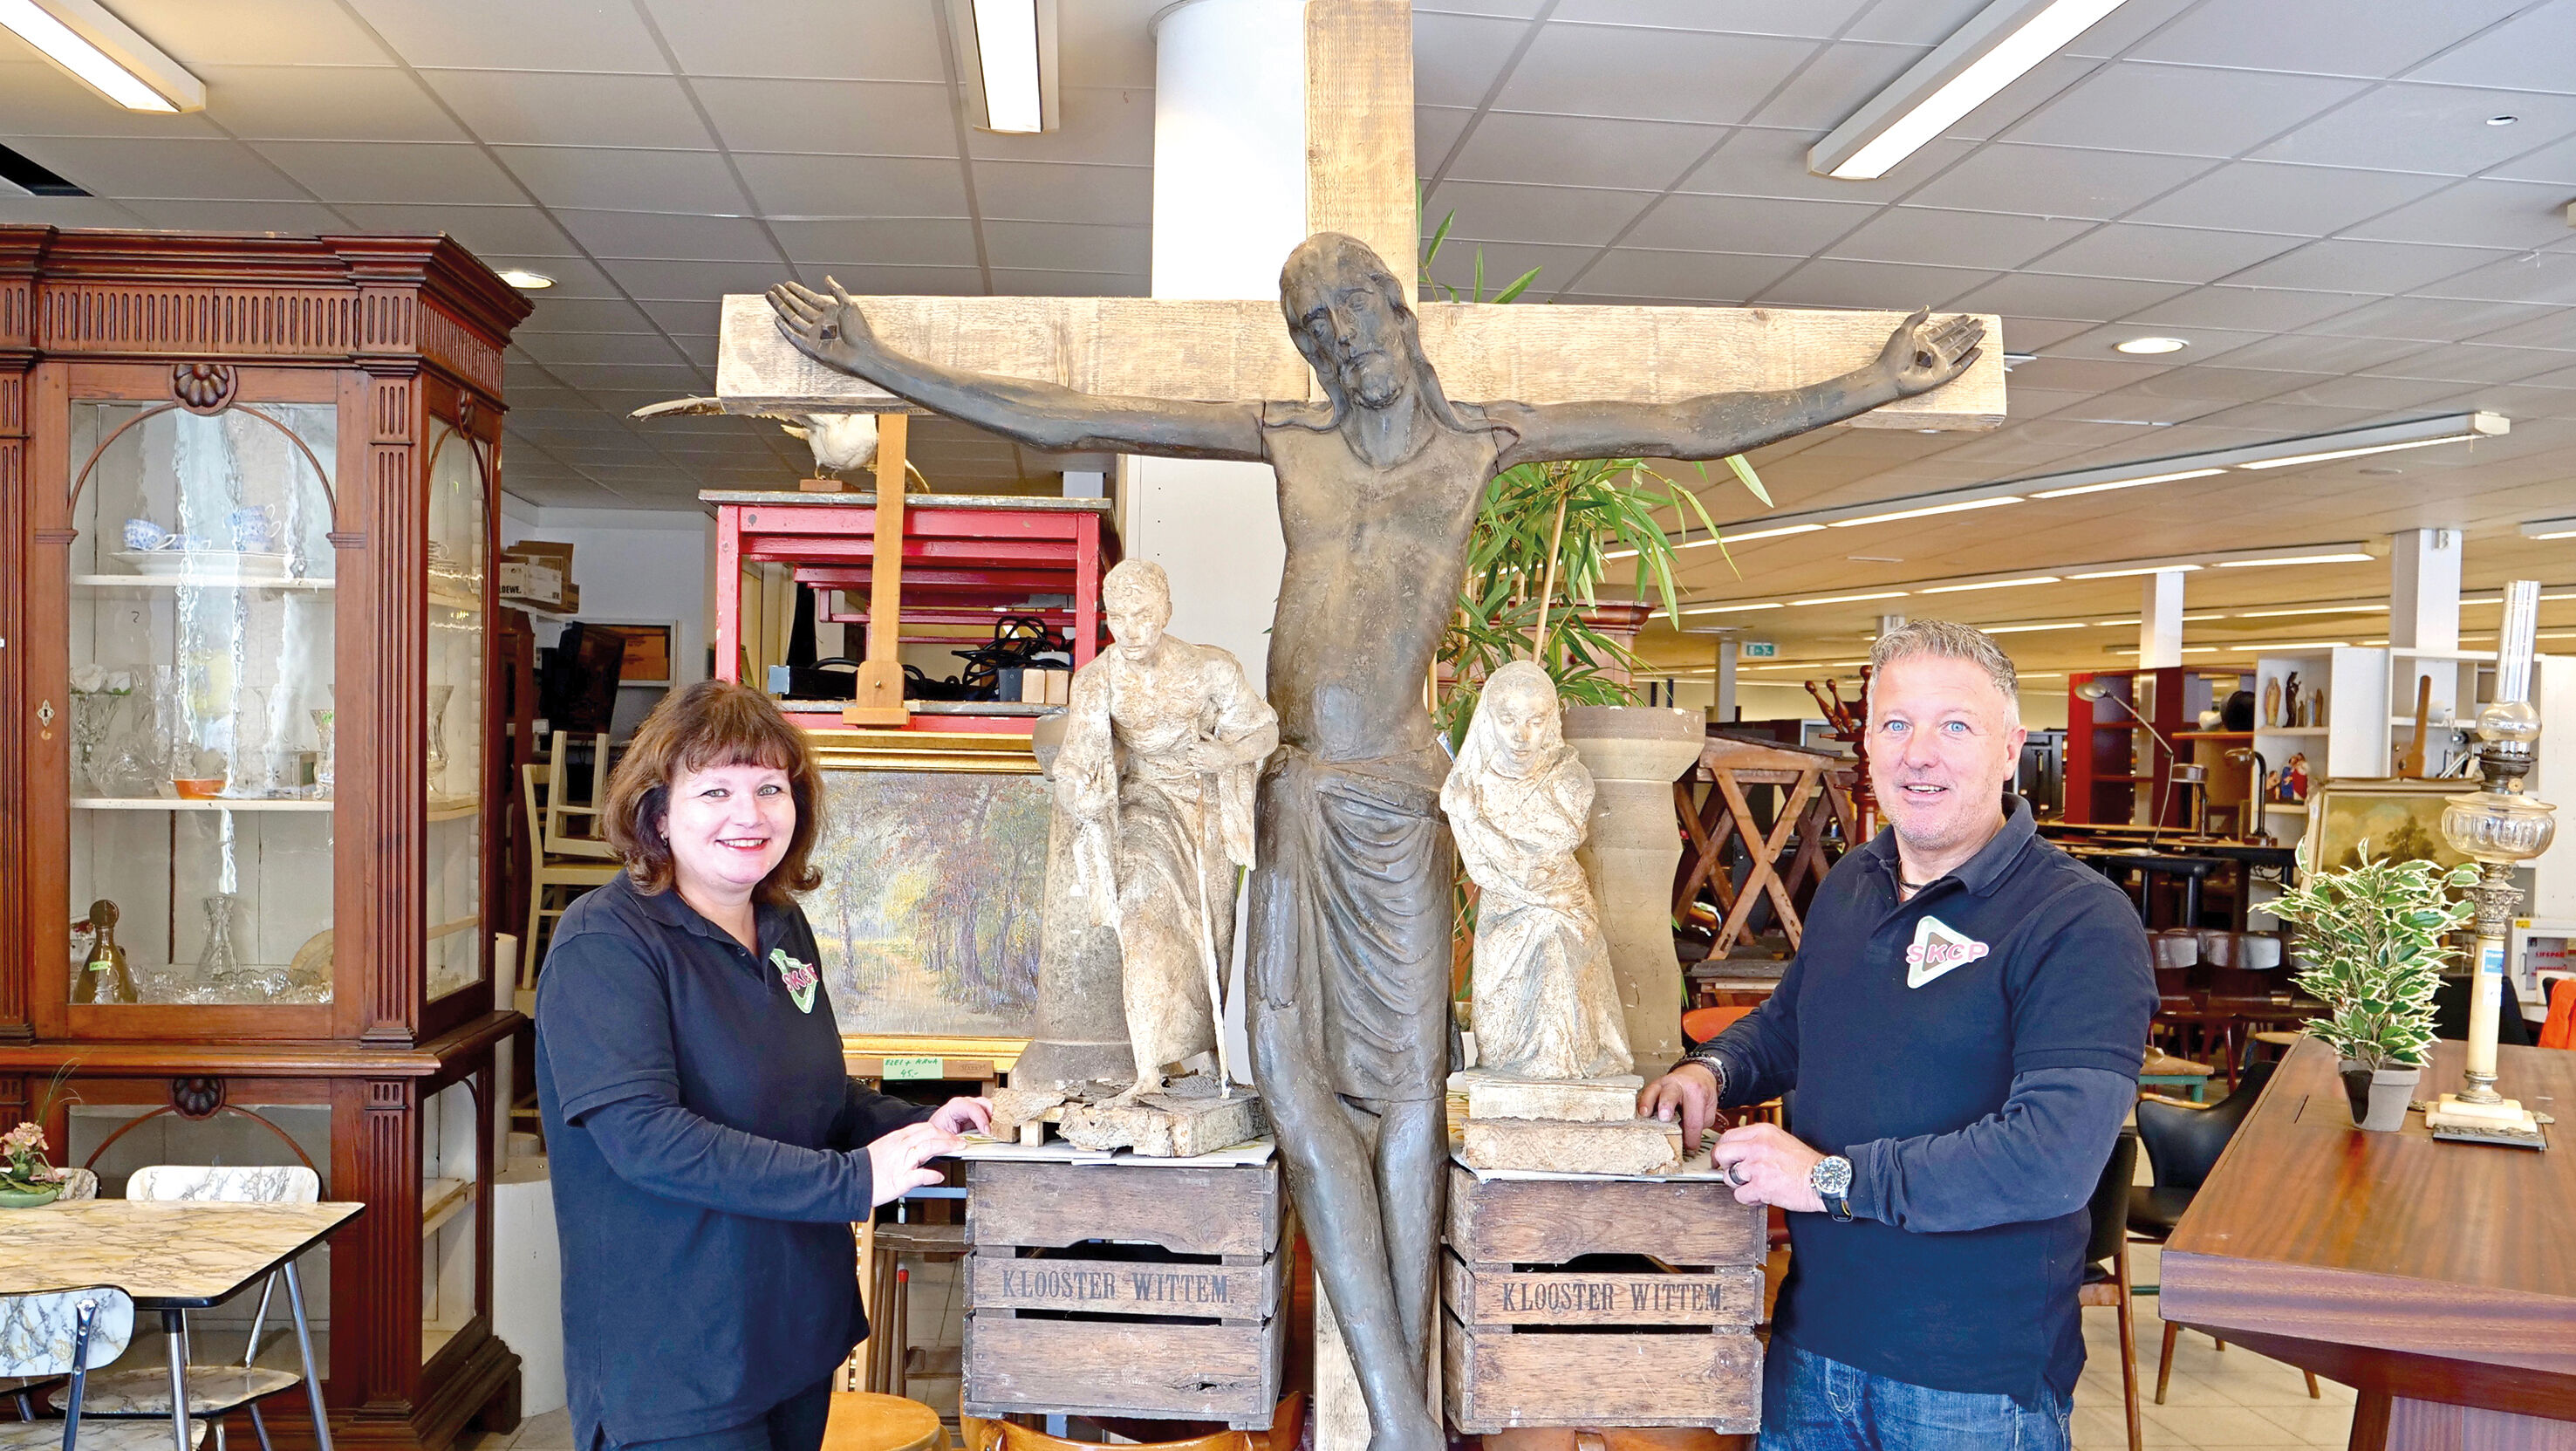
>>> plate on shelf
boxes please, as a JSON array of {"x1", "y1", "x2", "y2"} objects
[{"x1": 113, "y1": 551, "x2": 294, "y2": 580}]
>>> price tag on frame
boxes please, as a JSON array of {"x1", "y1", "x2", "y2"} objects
[{"x1": 880, "y1": 1055, "x2": 943, "y2": 1082}]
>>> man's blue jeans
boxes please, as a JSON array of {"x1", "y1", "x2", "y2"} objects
[{"x1": 1759, "y1": 1341, "x2": 2072, "y2": 1451}]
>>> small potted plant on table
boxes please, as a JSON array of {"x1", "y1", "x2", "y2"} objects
[{"x1": 2269, "y1": 844, "x2": 2478, "y2": 1131}]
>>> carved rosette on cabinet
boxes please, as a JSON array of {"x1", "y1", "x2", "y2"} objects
[{"x1": 0, "y1": 226, "x2": 531, "y2": 1451}]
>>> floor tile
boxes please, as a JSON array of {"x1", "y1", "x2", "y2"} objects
[
  {"x1": 511, "y1": 1406, "x2": 576, "y2": 1449},
  {"x1": 2074, "y1": 1402, "x2": 2197, "y2": 1448},
  {"x1": 2249, "y1": 1402, "x2": 2359, "y2": 1445},
  {"x1": 2143, "y1": 1404, "x2": 2312, "y2": 1447}
]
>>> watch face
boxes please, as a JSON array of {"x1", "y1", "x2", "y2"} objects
[{"x1": 1812, "y1": 1154, "x2": 1854, "y2": 1197}]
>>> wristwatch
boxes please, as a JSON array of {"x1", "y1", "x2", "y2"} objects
[{"x1": 1810, "y1": 1154, "x2": 1854, "y2": 1222}]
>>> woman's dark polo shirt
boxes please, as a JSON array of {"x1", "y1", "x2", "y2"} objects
[{"x1": 536, "y1": 872, "x2": 932, "y2": 1449}]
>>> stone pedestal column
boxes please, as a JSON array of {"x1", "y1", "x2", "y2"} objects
[
  {"x1": 1008, "y1": 713, "x2": 1132, "y2": 1091},
  {"x1": 1563, "y1": 704, "x2": 1706, "y2": 1074}
]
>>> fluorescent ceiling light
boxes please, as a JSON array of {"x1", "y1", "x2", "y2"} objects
[
  {"x1": 2237, "y1": 431, "x2": 2496, "y2": 470},
  {"x1": 1678, "y1": 601, "x2": 1783, "y2": 616},
  {"x1": 1917, "y1": 574, "x2": 2061, "y2": 593},
  {"x1": 2182, "y1": 612, "x2": 2227, "y2": 620},
  {"x1": 1982, "y1": 621, "x2": 2089, "y2": 633},
  {"x1": 2115, "y1": 337, "x2": 2189, "y2": 355},
  {"x1": 2213, "y1": 553, "x2": 2375, "y2": 568},
  {"x1": 2233, "y1": 604, "x2": 2388, "y2": 619},
  {"x1": 1826, "y1": 496, "x2": 2021, "y2": 528},
  {"x1": 1808, "y1": 0, "x2": 2136, "y2": 180},
  {"x1": 496, "y1": 269, "x2": 555, "y2": 291},
  {"x1": 1791, "y1": 591, "x2": 1910, "y2": 606},
  {"x1": 1725, "y1": 523, "x2": 1829, "y2": 543},
  {"x1": 2070, "y1": 564, "x2": 2202, "y2": 579},
  {"x1": 2033, "y1": 468, "x2": 2223, "y2": 499},
  {"x1": 0, "y1": 0, "x2": 202, "y2": 111},
  {"x1": 2520, "y1": 517, "x2": 2576, "y2": 541},
  {"x1": 2092, "y1": 618, "x2": 2142, "y2": 627},
  {"x1": 960, "y1": 0, "x2": 1056, "y2": 133}
]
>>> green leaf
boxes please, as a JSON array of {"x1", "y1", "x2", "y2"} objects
[
  {"x1": 1492, "y1": 267, "x2": 1541, "y2": 305},
  {"x1": 1723, "y1": 453, "x2": 1772, "y2": 507}
]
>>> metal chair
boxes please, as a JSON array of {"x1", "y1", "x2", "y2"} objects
[
  {"x1": 0, "y1": 1286, "x2": 204, "y2": 1451},
  {"x1": 77, "y1": 1168, "x2": 322, "y2": 1451},
  {"x1": 2078, "y1": 1131, "x2": 2142, "y2": 1451}
]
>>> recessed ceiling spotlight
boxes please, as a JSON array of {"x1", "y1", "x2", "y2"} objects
[
  {"x1": 2115, "y1": 336, "x2": 2188, "y2": 355},
  {"x1": 497, "y1": 269, "x2": 556, "y2": 291},
  {"x1": 2488, "y1": 114, "x2": 2519, "y2": 126}
]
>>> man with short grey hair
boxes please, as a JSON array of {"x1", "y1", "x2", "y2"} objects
[{"x1": 1641, "y1": 620, "x2": 2154, "y2": 1451}]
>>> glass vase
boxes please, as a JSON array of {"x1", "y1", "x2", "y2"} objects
[{"x1": 427, "y1": 684, "x2": 455, "y2": 792}]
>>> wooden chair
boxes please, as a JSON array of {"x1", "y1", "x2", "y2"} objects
[
  {"x1": 520, "y1": 763, "x2": 620, "y2": 988},
  {"x1": 2079, "y1": 1131, "x2": 2143, "y2": 1451},
  {"x1": 962, "y1": 1392, "x2": 1303, "y2": 1451},
  {"x1": 542, "y1": 730, "x2": 618, "y2": 860}
]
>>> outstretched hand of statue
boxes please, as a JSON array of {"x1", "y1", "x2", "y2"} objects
[
  {"x1": 768, "y1": 277, "x2": 880, "y2": 375},
  {"x1": 1877, "y1": 308, "x2": 1985, "y2": 398}
]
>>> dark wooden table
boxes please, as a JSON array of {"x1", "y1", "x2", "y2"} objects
[{"x1": 2161, "y1": 1037, "x2": 2574, "y2": 1449}]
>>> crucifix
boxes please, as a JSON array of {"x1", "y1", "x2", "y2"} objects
[{"x1": 715, "y1": 4, "x2": 2003, "y2": 1446}]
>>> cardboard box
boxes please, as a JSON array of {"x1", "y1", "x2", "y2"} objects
[{"x1": 498, "y1": 560, "x2": 564, "y2": 606}]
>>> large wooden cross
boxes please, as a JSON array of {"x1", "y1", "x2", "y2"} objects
[{"x1": 712, "y1": 0, "x2": 2006, "y2": 525}]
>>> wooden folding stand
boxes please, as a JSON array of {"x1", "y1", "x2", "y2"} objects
[{"x1": 1672, "y1": 736, "x2": 1861, "y2": 957}]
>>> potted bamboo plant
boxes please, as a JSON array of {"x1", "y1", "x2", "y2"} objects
[{"x1": 2269, "y1": 844, "x2": 2479, "y2": 1130}]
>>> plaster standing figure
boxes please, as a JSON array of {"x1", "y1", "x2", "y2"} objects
[
  {"x1": 1444, "y1": 662, "x2": 1628, "y2": 1080},
  {"x1": 769, "y1": 235, "x2": 1981, "y2": 1451},
  {"x1": 1056, "y1": 559, "x2": 1279, "y2": 1100}
]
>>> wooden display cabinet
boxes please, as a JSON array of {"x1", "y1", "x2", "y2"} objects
[{"x1": 0, "y1": 227, "x2": 532, "y2": 1451}]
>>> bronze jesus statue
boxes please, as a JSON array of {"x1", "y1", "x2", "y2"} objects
[{"x1": 770, "y1": 235, "x2": 1979, "y2": 1451}]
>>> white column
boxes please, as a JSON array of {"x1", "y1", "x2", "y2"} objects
[
  {"x1": 1126, "y1": 0, "x2": 1305, "y2": 689},
  {"x1": 1715, "y1": 638, "x2": 1738, "y2": 723},
  {"x1": 1877, "y1": 612, "x2": 1908, "y2": 636},
  {"x1": 2140, "y1": 571, "x2": 2186, "y2": 669},
  {"x1": 2391, "y1": 527, "x2": 2463, "y2": 653}
]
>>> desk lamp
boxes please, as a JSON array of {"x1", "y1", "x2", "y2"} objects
[
  {"x1": 2429, "y1": 579, "x2": 2554, "y2": 1149},
  {"x1": 2074, "y1": 678, "x2": 2183, "y2": 839}
]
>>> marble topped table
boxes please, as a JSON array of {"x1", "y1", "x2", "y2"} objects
[{"x1": 0, "y1": 1201, "x2": 359, "y2": 1451}]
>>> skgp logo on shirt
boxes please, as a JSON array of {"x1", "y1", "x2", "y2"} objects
[{"x1": 1905, "y1": 914, "x2": 1991, "y2": 989}]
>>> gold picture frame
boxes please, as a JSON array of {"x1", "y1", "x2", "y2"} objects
[
  {"x1": 2299, "y1": 777, "x2": 2472, "y2": 878},
  {"x1": 803, "y1": 729, "x2": 1048, "y2": 1071}
]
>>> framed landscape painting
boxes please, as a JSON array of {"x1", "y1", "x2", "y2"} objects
[
  {"x1": 804, "y1": 732, "x2": 1050, "y2": 1065},
  {"x1": 2300, "y1": 777, "x2": 2471, "y2": 877}
]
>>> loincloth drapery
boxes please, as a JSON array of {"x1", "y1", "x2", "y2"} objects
[{"x1": 1249, "y1": 746, "x2": 1453, "y2": 1105}]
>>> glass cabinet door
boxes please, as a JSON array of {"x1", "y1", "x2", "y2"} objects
[
  {"x1": 65, "y1": 401, "x2": 339, "y2": 1007},
  {"x1": 425, "y1": 421, "x2": 488, "y2": 1002}
]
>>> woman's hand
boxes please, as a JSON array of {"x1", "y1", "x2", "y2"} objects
[
  {"x1": 865, "y1": 1121, "x2": 963, "y2": 1207},
  {"x1": 927, "y1": 1097, "x2": 994, "y2": 1136}
]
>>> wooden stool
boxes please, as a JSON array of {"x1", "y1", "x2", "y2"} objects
[
  {"x1": 1484, "y1": 1428, "x2": 1752, "y2": 1451},
  {"x1": 824, "y1": 1392, "x2": 942, "y2": 1451},
  {"x1": 961, "y1": 1393, "x2": 1303, "y2": 1451}
]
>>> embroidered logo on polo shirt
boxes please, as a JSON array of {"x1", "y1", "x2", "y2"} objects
[
  {"x1": 1904, "y1": 914, "x2": 1990, "y2": 989},
  {"x1": 770, "y1": 948, "x2": 819, "y2": 1014}
]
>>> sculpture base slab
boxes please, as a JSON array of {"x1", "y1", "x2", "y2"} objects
[
  {"x1": 1461, "y1": 1118, "x2": 1682, "y2": 1175},
  {"x1": 1451, "y1": 1070, "x2": 1643, "y2": 1124},
  {"x1": 2424, "y1": 1093, "x2": 2548, "y2": 1147},
  {"x1": 986, "y1": 1087, "x2": 1069, "y2": 1140},
  {"x1": 1061, "y1": 1091, "x2": 1265, "y2": 1158}
]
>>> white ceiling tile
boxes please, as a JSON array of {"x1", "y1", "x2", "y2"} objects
[
  {"x1": 117, "y1": 198, "x2": 355, "y2": 231},
  {"x1": 1412, "y1": 10, "x2": 1535, "y2": 109},
  {"x1": 1423, "y1": 180, "x2": 1657, "y2": 249},
  {"x1": 981, "y1": 221, "x2": 1149, "y2": 273},
  {"x1": 2125, "y1": 161, "x2": 2452, "y2": 235},
  {"x1": 602, "y1": 258, "x2": 797, "y2": 301},
  {"x1": 769, "y1": 216, "x2": 977, "y2": 265},
  {"x1": 1449, "y1": 112, "x2": 1724, "y2": 189},
  {"x1": 694, "y1": 78, "x2": 957, "y2": 156},
  {"x1": 2433, "y1": 251, "x2": 2576, "y2": 310},
  {"x1": 2123, "y1": 284, "x2": 2380, "y2": 331},
  {"x1": 331, "y1": 202, "x2": 577, "y2": 256},
  {"x1": 2265, "y1": 373, "x2": 2492, "y2": 412},
  {"x1": 2207, "y1": 332, "x2": 2435, "y2": 373},
  {"x1": 1824, "y1": 207, "x2": 2094, "y2": 270},
  {"x1": 254, "y1": 140, "x2": 526, "y2": 205},
  {"x1": 2339, "y1": 177, "x2": 2576, "y2": 250},
  {"x1": 1620, "y1": 193, "x2": 1876, "y2": 254},
  {"x1": 1994, "y1": 317, "x2": 2101, "y2": 351},
  {"x1": 1425, "y1": 240, "x2": 1597, "y2": 299},
  {"x1": 1500, "y1": 24, "x2": 1818, "y2": 127},
  {"x1": 0, "y1": 194, "x2": 147, "y2": 226},
  {"x1": 344, "y1": 0, "x2": 668, "y2": 72},
  {"x1": 767, "y1": 265, "x2": 985, "y2": 298},
  {"x1": 2316, "y1": 294, "x2": 2559, "y2": 342},
  {"x1": 2252, "y1": 85, "x2": 2576, "y2": 177},
  {"x1": 1901, "y1": 144, "x2": 2212, "y2": 221},
  {"x1": 2006, "y1": 63, "x2": 2369, "y2": 159},
  {"x1": 2125, "y1": 0, "x2": 2529, "y2": 79},
  {"x1": 107, "y1": 0, "x2": 393, "y2": 65},
  {"x1": 1563, "y1": 249, "x2": 1802, "y2": 303},
  {"x1": 1753, "y1": 258, "x2": 2002, "y2": 311},
  {"x1": 10, "y1": 136, "x2": 304, "y2": 199},
  {"x1": 496, "y1": 146, "x2": 748, "y2": 212},
  {"x1": 2026, "y1": 222, "x2": 2302, "y2": 284},
  {"x1": 1418, "y1": 106, "x2": 1476, "y2": 172},
  {"x1": 2455, "y1": 312, "x2": 2576, "y2": 352},
  {"x1": 1549, "y1": 0, "x2": 1869, "y2": 37},
  {"x1": 555, "y1": 209, "x2": 781, "y2": 262},
  {"x1": 190, "y1": 65, "x2": 461, "y2": 143},
  {"x1": 1946, "y1": 272, "x2": 2193, "y2": 322},
  {"x1": 420, "y1": 71, "x2": 716, "y2": 150},
  {"x1": 986, "y1": 269, "x2": 1150, "y2": 298},
  {"x1": 641, "y1": 0, "x2": 950, "y2": 79},
  {"x1": 2221, "y1": 237, "x2": 2518, "y2": 295},
  {"x1": 1681, "y1": 127, "x2": 1978, "y2": 204},
  {"x1": 519, "y1": 297, "x2": 659, "y2": 332},
  {"x1": 516, "y1": 332, "x2": 692, "y2": 366},
  {"x1": 1840, "y1": 0, "x2": 1992, "y2": 46},
  {"x1": 1739, "y1": 41, "x2": 1930, "y2": 133},
  {"x1": 2484, "y1": 127, "x2": 2576, "y2": 185},
  {"x1": 968, "y1": 160, "x2": 1148, "y2": 226},
  {"x1": 2406, "y1": 3, "x2": 2576, "y2": 93},
  {"x1": 1050, "y1": 0, "x2": 1160, "y2": 88},
  {"x1": 967, "y1": 86, "x2": 1156, "y2": 168}
]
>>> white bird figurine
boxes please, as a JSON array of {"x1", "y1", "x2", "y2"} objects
[{"x1": 632, "y1": 397, "x2": 927, "y2": 489}]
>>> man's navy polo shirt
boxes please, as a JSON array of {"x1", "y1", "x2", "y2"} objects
[
  {"x1": 536, "y1": 873, "x2": 932, "y2": 1448},
  {"x1": 1730, "y1": 796, "x2": 2154, "y2": 1403}
]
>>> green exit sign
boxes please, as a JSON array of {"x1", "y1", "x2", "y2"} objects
[{"x1": 1742, "y1": 641, "x2": 1778, "y2": 659}]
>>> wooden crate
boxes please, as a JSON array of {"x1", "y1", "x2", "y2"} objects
[
  {"x1": 1443, "y1": 1161, "x2": 1767, "y2": 1434},
  {"x1": 962, "y1": 1154, "x2": 1290, "y2": 1428}
]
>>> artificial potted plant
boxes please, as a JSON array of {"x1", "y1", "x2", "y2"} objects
[
  {"x1": 0, "y1": 1069, "x2": 79, "y2": 1208},
  {"x1": 2268, "y1": 844, "x2": 2479, "y2": 1131}
]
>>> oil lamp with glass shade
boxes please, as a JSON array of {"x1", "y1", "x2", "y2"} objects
[{"x1": 2426, "y1": 579, "x2": 2554, "y2": 1148}]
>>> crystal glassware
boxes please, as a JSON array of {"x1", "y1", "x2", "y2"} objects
[
  {"x1": 427, "y1": 684, "x2": 455, "y2": 792},
  {"x1": 311, "y1": 707, "x2": 336, "y2": 794},
  {"x1": 197, "y1": 893, "x2": 241, "y2": 982},
  {"x1": 69, "y1": 689, "x2": 122, "y2": 797}
]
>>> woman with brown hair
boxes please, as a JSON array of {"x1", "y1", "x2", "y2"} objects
[{"x1": 536, "y1": 681, "x2": 990, "y2": 1451}]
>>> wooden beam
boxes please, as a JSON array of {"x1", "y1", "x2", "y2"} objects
[
  {"x1": 717, "y1": 294, "x2": 2005, "y2": 430},
  {"x1": 844, "y1": 411, "x2": 911, "y2": 728},
  {"x1": 1306, "y1": 0, "x2": 1417, "y2": 305}
]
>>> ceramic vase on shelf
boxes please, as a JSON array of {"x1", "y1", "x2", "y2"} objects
[{"x1": 1561, "y1": 704, "x2": 1705, "y2": 1073}]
